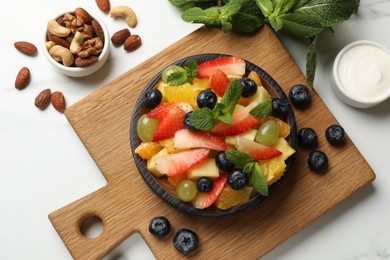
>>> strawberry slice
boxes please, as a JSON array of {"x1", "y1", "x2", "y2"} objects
[
  {"x1": 173, "y1": 129, "x2": 228, "y2": 151},
  {"x1": 147, "y1": 102, "x2": 192, "y2": 121},
  {"x1": 154, "y1": 148, "x2": 210, "y2": 176},
  {"x1": 191, "y1": 174, "x2": 228, "y2": 209},
  {"x1": 210, "y1": 69, "x2": 230, "y2": 97},
  {"x1": 211, "y1": 103, "x2": 261, "y2": 136},
  {"x1": 197, "y1": 56, "x2": 246, "y2": 78},
  {"x1": 152, "y1": 107, "x2": 186, "y2": 141},
  {"x1": 236, "y1": 136, "x2": 282, "y2": 160}
]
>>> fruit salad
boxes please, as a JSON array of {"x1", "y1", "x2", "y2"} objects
[{"x1": 134, "y1": 56, "x2": 295, "y2": 211}]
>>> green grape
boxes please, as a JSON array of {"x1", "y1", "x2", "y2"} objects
[
  {"x1": 176, "y1": 180, "x2": 197, "y2": 202},
  {"x1": 255, "y1": 120, "x2": 280, "y2": 146},
  {"x1": 137, "y1": 114, "x2": 159, "y2": 142},
  {"x1": 162, "y1": 65, "x2": 186, "y2": 84}
]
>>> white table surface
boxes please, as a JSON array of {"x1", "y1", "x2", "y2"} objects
[{"x1": 1, "y1": 0, "x2": 389, "y2": 259}]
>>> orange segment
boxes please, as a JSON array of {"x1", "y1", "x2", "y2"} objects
[
  {"x1": 259, "y1": 157, "x2": 286, "y2": 186},
  {"x1": 159, "y1": 138, "x2": 186, "y2": 154},
  {"x1": 215, "y1": 186, "x2": 253, "y2": 210},
  {"x1": 135, "y1": 142, "x2": 163, "y2": 160},
  {"x1": 248, "y1": 71, "x2": 262, "y2": 86},
  {"x1": 167, "y1": 171, "x2": 188, "y2": 187},
  {"x1": 161, "y1": 83, "x2": 200, "y2": 108}
]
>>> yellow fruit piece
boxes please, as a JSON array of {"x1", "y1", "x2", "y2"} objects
[
  {"x1": 146, "y1": 148, "x2": 169, "y2": 177},
  {"x1": 159, "y1": 138, "x2": 185, "y2": 154},
  {"x1": 238, "y1": 86, "x2": 271, "y2": 106},
  {"x1": 135, "y1": 142, "x2": 163, "y2": 160},
  {"x1": 161, "y1": 83, "x2": 200, "y2": 108},
  {"x1": 193, "y1": 77, "x2": 210, "y2": 90},
  {"x1": 272, "y1": 137, "x2": 295, "y2": 161},
  {"x1": 225, "y1": 129, "x2": 257, "y2": 147},
  {"x1": 259, "y1": 157, "x2": 286, "y2": 186},
  {"x1": 215, "y1": 186, "x2": 253, "y2": 210},
  {"x1": 187, "y1": 158, "x2": 219, "y2": 180},
  {"x1": 248, "y1": 71, "x2": 262, "y2": 86},
  {"x1": 155, "y1": 80, "x2": 169, "y2": 103}
]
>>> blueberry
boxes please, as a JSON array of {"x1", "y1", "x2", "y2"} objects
[
  {"x1": 271, "y1": 98, "x2": 289, "y2": 117},
  {"x1": 308, "y1": 151, "x2": 328, "y2": 172},
  {"x1": 183, "y1": 111, "x2": 197, "y2": 131},
  {"x1": 144, "y1": 89, "x2": 162, "y2": 109},
  {"x1": 298, "y1": 127, "x2": 318, "y2": 148},
  {"x1": 288, "y1": 84, "x2": 311, "y2": 109},
  {"x1": 215, "y1": 151, "x2": 235, "y2": 172},
  {"x1": 196, "y1": 177, "x2": 213, "y2": 193},
  {"x1": 325, "y1": 124, "x2": 345, "y2": 146},
  {"x1": 149, "y1": 216, "x2": 171, "y2": 238},
  {"x1": 240, "y1": 77, "x2": 257, "y2": 98},
  {"x1": 228, "y1": 169, "x2": 249, "y2": 190},
  {"x1": 196, "y1": 89, "x2": 217, "y2": 109},
  {"x1": 173, "y1": 228, "x2": 199, "y2": 255}
]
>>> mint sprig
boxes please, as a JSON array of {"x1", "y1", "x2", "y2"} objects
[
  {"x1": 249, "y1": 98, "x2": 272, "y2": 118},
  {"x1": 225, "y1": 149, "x2": 268, "y2": 196},
  {"x1": 167, "y1": 59, "x2": 198, "y2": 86},
  {"x1": 189, "y1": 80, "x2": 243, "y2": 131},
  {"x1": 170, "y1": 0, "x2": 360, "y2": 86}
]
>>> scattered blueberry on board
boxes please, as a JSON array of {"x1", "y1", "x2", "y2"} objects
[
  {"x1": 173, "y1": 228, "x2": 199, "y2": 256},
  {"x1": 148, "y1": 216, "x2": 171, "y2": 238},
  {"x1": 289, "y1": 84, "x2": 311, "y2": 109},
  {"x1": 325, "y1": 124, "x2": 346, "y2": 146},
  {"x1": 271, "y1": 98, "x2": 289, "y2": 117},
  {"x1": 298, "y1": 127, "x2": 318, "y2": 148},
  {"x1": 308, "y1": 151, "x2": 328, "y2": 172}
]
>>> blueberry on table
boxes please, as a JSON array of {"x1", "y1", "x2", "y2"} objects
[
  {"x1": 325, "y1": 124, "x2": 345, "y2": 146},
  {"x1": 196, "y1": 177, "x2": 213, "y2": 193},
  {"x1": 144, "y1": 89, "x2": 162, "y2": 109},
  {"x1": 288, "y1": 84, "x2": 311, "y2": 109},
  {"x1": 196, "y1": 89, "x2": 217, "y2": 109},
  {"x1": 271, "y1": 98, "x2": 289, "y2": 117},
  {"x1": 308, "y1": 151, "x2": 328, "y2": 172},
  {"x1": 149, "y1": 216, "x2": 171, "y2": 238},
  {"x1": 298, "y1": 127, "x2": 318, "y2": 148},
  {"x1": 173, "y1": 228, "x2": 199, "y2": 255},
  {"x1": 215, "y1": 151, "x2": 235, "y2": 172},
  {"x1": 228, "y1": 169, "x2": 249, "y2": 190},
  {"x1": 240, "y1": 77, "x2": 257, "y2": 98}
]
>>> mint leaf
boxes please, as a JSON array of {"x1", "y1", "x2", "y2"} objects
[
  {"x1": 167, "y1": 71, "x2": 189, "y2": 86},
  {"x1": 274, "y1": 0, "x2": 297, "y2": 15},
  {"x1": 249, "y1": 98, "x2": 272, "y2": 118},
  {"x1": 225, "y1": 149, "x2": 255, "y2": 167},
  {"x1": 189, "y1": 107, "x2": 215, "y2": 131},
  {"x1": 306, "y1": 36, "x2": 317, "y2": 86},
  {"x1": 219, "y1": 80, "x2": 243, "y2": 115},
  {"x1": 182, "y1": 7, "x2": 221, "y2": 25},
  {"x1": 217, "y1": 112, "x2": 233, "y2": 124},
  {"x1": 243, "y1": 162, "x2": 255, "y2": 173},
  {"x1": 251, "y1": 162, "x2": 268, "y2": 196},
  {"x1": 255, "y1": 0, "x2": 274, "y2": 17},
  {"x1": 278, "y1": 12, "x2": 323, "y2": 38},
  {"x1": 268, "y1": 13, "x2": 283, "y2": 31},
  {"x1": 185, "y1": 59, "x2": 198, "y2": 81},
  {"x1": 229, "y1": 0, "x2": 265, "y2": 33},
  {"x1": 293, "y1": 0, "x2": 359, "y2": 27}
]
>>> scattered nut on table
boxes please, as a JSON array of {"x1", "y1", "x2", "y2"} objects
[{"x1": 110, "y1": 6, "x2": 137, "y2": 28}]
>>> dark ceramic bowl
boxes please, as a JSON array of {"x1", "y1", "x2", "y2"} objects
[{"x1": 130, "y1": 53, "x2": 297, "y2": 217}]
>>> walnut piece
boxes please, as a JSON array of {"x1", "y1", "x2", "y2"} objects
[
  {"x1": 63, "y1": 13, "x2": 84, "y2": 34},
  {"x1": 78, "y1": 37, "x2": 103, "y2": 58}
]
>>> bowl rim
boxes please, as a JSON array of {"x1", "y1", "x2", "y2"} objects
[
  {"x1": 332, "y1": 40, "x2": 390, "y2": 108},
  {"x1": 130, "y1": 53, "x2": 297, "y2": 217},
  {"x1": 41, "y1": 9, "x2": 110, "y2": 77}
]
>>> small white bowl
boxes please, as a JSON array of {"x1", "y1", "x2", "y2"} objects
[
  {"x1": 42, "y1": 10, "x2": 110, "y2": 77},
  {"x1": 332, "y1": 40, "x2": 390, "y2": 108}
]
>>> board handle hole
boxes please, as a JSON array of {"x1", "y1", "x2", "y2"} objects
[{"x1": 80, "y1": 215, "x2": 104, "y2": 239}]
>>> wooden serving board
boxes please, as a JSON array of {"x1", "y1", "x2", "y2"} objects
[{"x1": 49, "y1": 25, "x2": 375, "y2": 259}]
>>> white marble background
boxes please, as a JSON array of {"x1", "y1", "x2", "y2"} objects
[{"x1": 0, "y1": 0, "x2": 389, "y2": 259}]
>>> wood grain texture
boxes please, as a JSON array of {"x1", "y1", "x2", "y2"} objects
[{"x1": 48, "y1": 25, "x2": 375, "y2": 260}]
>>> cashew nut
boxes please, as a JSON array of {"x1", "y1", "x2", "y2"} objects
[
  {"x1": 70, "y1": 31, "x2": 84, "y2": 54},
  {"x1": 47, "y1": 19, "x2": 71, "y2": 37},
  {"x1": 45, "y1": 41, "x2": 56, "y2": 51},
  {"x1": 110, "y1": 6, "x2": 137, "y2": 28},
  {"x1": 49, "y1": 45, "x2": 74, "y2": 67}
]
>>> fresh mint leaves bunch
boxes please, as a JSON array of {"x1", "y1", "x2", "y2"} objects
[{"x1": 168, "y1": 0, "x2": 360, "y2": 85}]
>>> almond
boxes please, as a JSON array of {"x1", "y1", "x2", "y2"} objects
[
  {"x1": 95, "y1": 0, "x2": 110, "y2": 13},
  {"x1": 75, "y1": 56, "x2": 99, "y2": 67},
  {"x1": 47, "y1": 31, "x2": 70, "y2": 49},
  {"x1": 111, "y1": 28, "x2": 130, "y2": 45},
  {"x1": 35, "y1": 89, "x2": 52, "y2": 110},
  {"x1": 14, "y1": 41, "x2": 37, "y2": 56},
  {"x1": 51, "y1": 91, "x2": 66, "y2": 113},
  {"x1": 91, "y1": 20, "x2": 105, "y2": 43},
  {"x1": 124, "y1": 35, "x2": 141, "y2": 52},
  {"x1": 15, "y1": 67, "x2": 30, "y2": 89},
  {"x1": 75, "y1": 7, "x2": 93, "y2": 25}
]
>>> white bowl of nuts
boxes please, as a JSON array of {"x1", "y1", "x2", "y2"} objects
[{"x1": 42, "y1": 7, "x2": 110, "y2": 77}]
